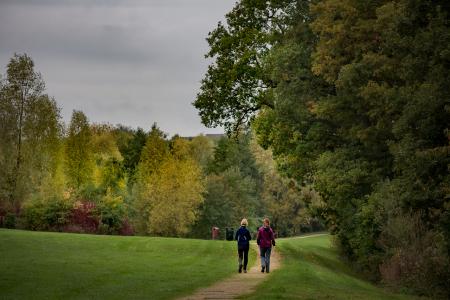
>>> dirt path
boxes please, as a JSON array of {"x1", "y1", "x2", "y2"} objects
[{"x1": 179, "y1": 243, "x2": 281, "y2": 300}]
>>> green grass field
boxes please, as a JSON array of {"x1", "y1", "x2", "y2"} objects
[
  {"x1": 242, "y1": 234, "x2": 422, "y2": 300},
  {"x1": 0, "y1": 229, "x2": 255, "y2": 299},
  {"x1": 1, "y1": 229, "x2": 422, "y2": 300}
]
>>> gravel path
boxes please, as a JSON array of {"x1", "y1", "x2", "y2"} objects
[{"x1": 178, "y1": 243, "x2": 281, "y2": 300}]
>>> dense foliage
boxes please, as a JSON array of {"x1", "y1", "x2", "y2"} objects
[
  {"x1": 195, "y1": 0, "x2": 449, "y2": 297},
  {"x1": 0, "y1": 54, "x2": 318, "y2": 240}
]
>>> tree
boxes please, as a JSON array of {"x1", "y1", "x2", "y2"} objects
[
  {"x1": 251, "y1": 137, "x2": 325, "y2": 236},
  {"x1": 117, "y1": 126, "x2": 147, "y2": 180},
  {"x1": 90, "y1": 124, "x2": 125, "y2": 194},
  {"x1": 196, "y1": 0, "x2": 449, "y2": 295},
  {"x1": 188, "y1": 135, "x2": 215, "y2": 169},
  {"x1": 132, "y1": 124, "x2": 169, "y2": 233},
  {"x1": 170, "y1": 136, "x2": 191, "y2": 161},
  {"x1": 191, "y1": 133, "x2": 261, "y2": 237},
  {"x1": 193, "y1": 167, "x2": 257, "y2": 237},
  {"x1": 142, "y1": 157, "x2": 205, "y2": 236},
  {"x1": 208, "y1": 133, "x2": 261, "y2": 180},
  {"x1": 0, "y1": 53, "x2": 61, "y2": 212},
  {"x1": 65, "y1": 110, "x2": 93, "y2": 189},
  {"x1": 194, "y1": 0, "x2": 306, "y2": 133},
  {"x1": 133, "y1": 125, "x2": 205, "y2": 236}
]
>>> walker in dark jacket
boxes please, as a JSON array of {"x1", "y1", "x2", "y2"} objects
[{"x1": 235, "y1": 219, "x2": 251, "y2": 273}]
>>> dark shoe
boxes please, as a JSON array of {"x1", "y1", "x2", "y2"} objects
[
  {"x1": 261, "y1": 266, "x2": 265, "y2": 273},
  {"x1": 244, "y1": 269, "x2": 247, "y2": 273},
  {"x1": 239, "y1": 265, "x2": 242, "y2": 273}
]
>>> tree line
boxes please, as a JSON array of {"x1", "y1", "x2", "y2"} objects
[
  {"x1": 194, "y1": 0, "x2": 449, "y2": 298},
  {"x1": 0, "y1": 53, "x2": 322, "y2": 238}
]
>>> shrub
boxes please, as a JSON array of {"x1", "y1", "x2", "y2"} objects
[
  {"x1": 96, "y1": 189, "x2": 127, "y2": 234},
  {"x1": 4, "y1": 213, "x2": 16, "y2": 229},
  {"x1": 119, "y1": 218, "x2": 134, "y2": 236},
  {"x1": 21, "y1": 196, "x2": 73, "y2": 231},
  {"x1": 379, "y1": 212, "x2": 450, "y2": 298},
  {"x1": 70, "y1": 201, "x2": 99, "y2": 233}
]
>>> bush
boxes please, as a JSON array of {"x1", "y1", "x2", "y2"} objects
[
  {"x1": 119, "y1": 218, "x2": 134, "y2": 236},
  {"x1": 21, "y1": 186, "x2": 133, "y2": 236},
  {"x1": 96, "y1": 189, "x2": 127, "y2": 234},
  {"x1": 379, "y1": 212, "x2": 450, "y2": 298},
  {"x1": 4, "y1": 213, "x2": 16, "y2": 229},
  {"x1": 22, "y1": 196, "x2": 73, "y2": 231},
  {"x1": 70, "y1": 201, "x2": 99, "y2": 233}
]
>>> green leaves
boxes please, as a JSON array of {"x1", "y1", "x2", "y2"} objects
[
  {"x1": 195, "y1": 0, "x2": 449, "y2": 293},
  {"x1": 194, "y1": 0, "x2": 303, "y2": 133},
  {"x1": 0, "y1": 54, "x2": 61, "y2": 209},
  {"x1": 65, "y1": 110, "x2": 93, "y2": 189}
]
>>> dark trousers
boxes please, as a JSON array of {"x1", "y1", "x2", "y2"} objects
[
  {"x1": 260, "y1": 247, "x2": 272, "y2": 272},
  {"x1": 238, "y1": 245, "x2": 249, "y2": 269}
]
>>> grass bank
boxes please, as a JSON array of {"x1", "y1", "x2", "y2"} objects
[
  {"x1": 242, "y1": 234, "x2": 423, "y2": 299},
  {"x1": 0, "y1": 229, "x2": 245, "y2": 299}
]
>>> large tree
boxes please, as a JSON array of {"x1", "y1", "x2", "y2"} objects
[
  {"x1": 196, "y1": 0, "x2": 450, "y2": 295},
  {"x1": 193, "y1": 0, "x2": 306, "y2": 133},
  {"x1": 0, "y1": 53, "x2": 61, "y2": 212},
  {"x1": 133, "y1": 126, "x2": 205, "y2": 236},
  {"x1": 65, "y1": 110, "x2": 93, "y2": 189}
]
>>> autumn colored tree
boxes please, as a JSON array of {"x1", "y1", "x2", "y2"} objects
[
  {"x1": 142, "y1": 156, "x2": 204, "y2": 236},
  {"x1": 0, "y1": 53, "x2": 61, "y2": 213},
  {"x1": 133, "y1": 125, "x2": 205, "y2": 236},
  {"x1": 65, "y1": 110, "x2": 94, "y2": 189},
  {"x1": 91, "y1": 124, "x2": 125, "y2": 193}
]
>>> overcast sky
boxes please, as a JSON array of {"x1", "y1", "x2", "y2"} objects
[{"x1": 0, "y1": 0, "x2": 235, "y2": 136}]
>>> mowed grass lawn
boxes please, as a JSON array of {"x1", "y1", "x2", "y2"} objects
[
  {"x1": 0, "y1": 229, "x2": 252, "y2": 299},
  {"x1": 242, "y1": 234, "x2": 423, "y2": 300}
]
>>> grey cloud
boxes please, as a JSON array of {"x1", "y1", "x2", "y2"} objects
[{"x1": 0, "y1": 0, "x2": 234, "y2": 136}]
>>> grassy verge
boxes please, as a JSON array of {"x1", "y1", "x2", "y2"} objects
[
  {"x1": 242, "y1": 234, "x2": 424, "y2": 300},
  {"x1": 0, "y1": 229, "x2": 246, "y2": 299}
]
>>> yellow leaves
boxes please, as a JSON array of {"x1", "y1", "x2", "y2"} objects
[
  {"x1": 117, "y1": 178, "x2": 127, "y2": 191},
  {"x1": 145, "y1": 158, "x2": 205, "y2": 236},
  {"x1": 135, "y1": 147, "x2": 205, "y2": 236},
  {"x1": 171, "y1": 137, "x2": 191, "y2": 161},
  {"x1": 91, "y1": 125, "x2": 123, "y2": 162},
  {"x1": 93, "y1": 164, "x2": 103, "y2": 187},
  {"x1": 102, "y1": 187, "x2": 124, "y2": 209}
]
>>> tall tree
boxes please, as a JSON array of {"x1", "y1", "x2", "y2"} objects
[
  {"x1": 65, "y1": 110, "x2": 93, "y2": 189},
  {"x1": 193, "y1": 167, "x2": 257, "y2": 238},
  {"x1": 188, "y1": 135, "x2": 215, "y2": 170},
  {"x1": 133, "y1": 125, "x2": 205, "y2": 236},
  {"x1": 91, "y1": 124, "x2": 124, "y2": 193},
  {"x1": 117, "y1": 127, "x2": 147, "y2": 180},
  {"x1": 0, "y1": 53, "x2": 61, "y2": 211},
  {"x1": 132, "y1": 124, "x2": 169, "y2": 233},
  {"x1": 194, "y1": 0, "x2": 306, "y2": 133},
  {"x1": 143, "y1": 156, "x2": 205, "y2": 237},
  {"x1": 196, "y1": 0, "x2": 449, "y2": 295}
]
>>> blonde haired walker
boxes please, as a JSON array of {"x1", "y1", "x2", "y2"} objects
[{"x1": 235, "y1": 218, "x2": 251, "y2": 273}]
